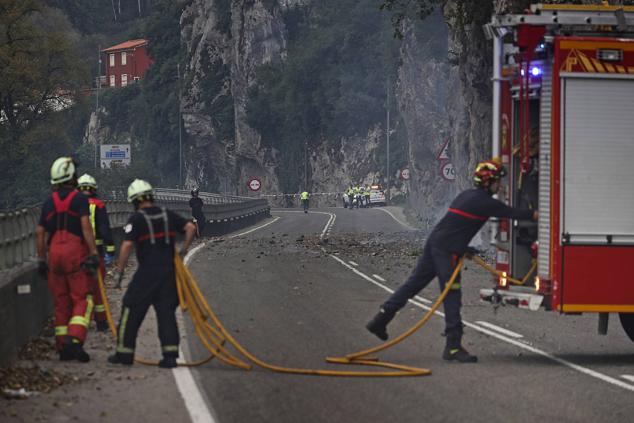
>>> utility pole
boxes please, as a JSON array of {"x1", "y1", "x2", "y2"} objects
[
  {"x1": 177, "y1": 63, "x2": 183, "y2": 189},
  {"x1": 304, "y1": 140, "x2": 308, "y2": 190},
  {"x1": 386, "y1": 79, "x2": 391, "y2": 204},
  {"x1": 94, "y1": 45, "x2": 102, "y2": 170}
]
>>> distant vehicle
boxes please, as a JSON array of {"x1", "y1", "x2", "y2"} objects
[{"x1": 369, "y1": 185, "x2": 386, "y2": 207}]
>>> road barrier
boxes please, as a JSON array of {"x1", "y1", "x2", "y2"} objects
[{"x1": 0, "y1": 189, "x2": 269, "y2": 365}]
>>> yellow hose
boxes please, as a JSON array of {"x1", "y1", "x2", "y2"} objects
[
  {"x1": 97, "y1": 254, "x2": 466, "y2": 377},
  {"x1": 471, "y1": 255, "x2": 536, "y2": 286}
]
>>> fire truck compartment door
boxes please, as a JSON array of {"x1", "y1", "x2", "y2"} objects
[{"x1": 562, "y1": 76, "x2": 634, "y2": 245}]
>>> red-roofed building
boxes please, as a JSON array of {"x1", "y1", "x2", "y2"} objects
[{"x1": 102, "y1": 39, "x2": 153, "y2": 88}]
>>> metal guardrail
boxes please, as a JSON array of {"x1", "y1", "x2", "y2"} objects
[{"x1": 0, "y1": 189, "x2": 269, "y2": 271}]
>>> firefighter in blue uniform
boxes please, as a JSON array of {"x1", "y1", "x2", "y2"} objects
[
  {"x1": 108, "y1": 179, "x2": 196, "y2": 368},
  {"x1": 366, "y1": 159, "x2": 538, "y2": 362}
]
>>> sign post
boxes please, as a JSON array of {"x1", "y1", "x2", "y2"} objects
[{"x1": 100, "y1": 144, "x2": 131, "y2": 169}]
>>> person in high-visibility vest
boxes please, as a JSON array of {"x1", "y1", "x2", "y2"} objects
[
  {"x1": 77, "y1": 174, "x2": 115, "y2": 332},
  {"x1": 364, "y1": 185, "x2": 371, "y2": 207},
  {"x1": 366, "y1": 158, "x2": 538, "y2": 363},
  {"x1": 36, "y1": 157, "x2": 100, "y2": 362},
  {"x1": 300, "y1": 191, "x2": 309, "y2": 213},
  {"x1": 108, "y1": 179, "x2": 196, "y2": 368}
]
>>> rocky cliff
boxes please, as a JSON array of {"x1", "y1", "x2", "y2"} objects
[{"x1": 177, "y1": 0, "x2": 494, "y2": 213}]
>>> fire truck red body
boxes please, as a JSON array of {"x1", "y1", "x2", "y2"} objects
[{"x1": 485, "y1": 4, "x2": 634, "y2": 341}]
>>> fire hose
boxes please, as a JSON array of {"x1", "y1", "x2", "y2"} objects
[
  {"x1": 97, "y1": 256, "x2": 465, "y2": 377},
  {"x1": 96, "y1": 253, "x2": 534, "y2": 376}
]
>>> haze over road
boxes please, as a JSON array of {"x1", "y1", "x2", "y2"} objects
[{"x1": 184, "y1": 207, "x2": 633, "y2": 423}]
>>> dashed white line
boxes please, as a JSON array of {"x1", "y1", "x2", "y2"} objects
[
  {"x1": 349, "y1": 261, "x2": 359, "y2": 267},
  {"x1": 621, "y1": 375, "x2": 634, "y2": 383},
  {"x1": 329, "y1": 253, "x2": 634, "y2": 394},
  {"x1": 372, "y1": 274, "x2": 386, "y2": 282},
  {"x1": 474, "y1": 321, "x2": 524, "y2": 339}
]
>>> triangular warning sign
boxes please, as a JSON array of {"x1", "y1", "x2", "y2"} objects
[{"x1": 437, "y1": 139, "x2": 450, "y2": 161}]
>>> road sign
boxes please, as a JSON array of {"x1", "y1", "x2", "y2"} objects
[
  {"x1": 100, "y1": 144, "x2": 131, "y2": 169},
  {"x1": 440, "y1": 161, "x2": 456, "y2": 181},
  {"x1": 437, "y1": 139, "x2": 450, "y2": 161},
  {"x1": 399, "y1": 168, "x2": 410, "y2": 180},
  {"x1": 247, "y1": 177, "x2": 262, "y2": 192}
]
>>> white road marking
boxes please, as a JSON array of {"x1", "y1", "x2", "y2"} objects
[
  {"x1": 372, "y1": 274, "x2": 386, "y2": 282},
  {"x1": 349, "y1": 261, "x2": 359, "y2": 267},
  {"x1": 474, "y1": 321, "x2": 524, "y2": 339},
  {"x1": 621, "y1": 375, "x2": 634, "y2": 383},
  {"x1": 414, "y1": 295, "x2": 432, "y2": 305},
  {"x1": 176, "y1": 216, "x2": 284, "y2": 423},
  {"x1": 329, "y1": 253, "x2": 634, "y2": 394},
  {"x1": 375, "y1": 207, "x2": 416, "y2": 230},
  {"x1": 227, "y1": 216, "x2": 280, "y2": 238},
  {"x1": 271, "y1": 209, "x2": 336, "y2": 239}
]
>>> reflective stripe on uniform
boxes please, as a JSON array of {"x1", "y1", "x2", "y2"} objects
[
  {"x1": 106, "y1": 245, "x2": 115, "y2": 253},
  {"x1": 69, "y1": 295, "x2": 93, "y2": 328},
  {"x1": 450, "y1": 283, "x2": 461, "y2": 290},
  {"x1": 89, "y1": 203, "x2": 97, "y2": 235},
  {"x1": 117, "y1": 307, "x2": 132, "y2": 354},
  {"x1": 162, "y1": 345, "x2": 179, "y2": 353},
  {"x1": 94, "y1": 304, "x2": 106, "y2": 313},
  {"x1": 55, "y1": 326, "x2": 68, "y2": 336}
]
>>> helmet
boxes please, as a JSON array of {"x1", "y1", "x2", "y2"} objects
[
  {"x1": 127, "y1": 179, "x2": 154, "y2": 203},
  {"x1": 473, "y1": 158, "x2": 507, "y2": 188},
  {"x1": 77, "y1": 174, "x2": 97, "y2": 191},
  {"x1": 191, "y1": 188, "x2": 199, "y2": 196},
  {"x1": 50, "y1": 157, "x2": 76, "y2": 185}
]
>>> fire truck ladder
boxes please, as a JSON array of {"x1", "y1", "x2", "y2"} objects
[{"x1": 486, "y1": 4, "x2": 634, "y2": 32}]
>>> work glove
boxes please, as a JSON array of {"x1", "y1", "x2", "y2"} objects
[
  {"x1": 38, "y1": 260, "x2": 48, "y2": 279},
  {"x1": 464, "y1": 246, "x2": 481, "y2": 259},
  {"x1": 104, "y1": 253, "x2": 115, "y2": 266},
  {"x1": 112, "y1": 268, "x2": 125, "y2": 289},
  {"x1": 81, "y1": 254, "x2": 100, "y2": 276}
]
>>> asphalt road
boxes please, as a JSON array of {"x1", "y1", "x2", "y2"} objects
[{"x1": 185, "y1": 207, "x2": 634, "y2": 423}]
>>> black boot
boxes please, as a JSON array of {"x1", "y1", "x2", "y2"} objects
[
  {"x1": 366, "y1": 308, "x2": 396, "y2": 341},
  {"x1": 158, "y1": 356, "x2": 178, "y2": 369},
  {"x1": 63, "y1": 336, "x2": 90, "y2": 363},
  {"x1": 107, "y1": 353, "x2": 134, "y2": 366},
  {"x1": 442, "y1": 333, "x2": 477, "y2": 363}
]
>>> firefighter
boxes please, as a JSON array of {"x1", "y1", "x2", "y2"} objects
[
  {"x1": 366, "y1": 159, "x2": 538, "y2": 363},
  {"x1": 108, "y1": 179, "x2": 196, "y2": 368},
  {"x1": 300, "y1": 190, "x2": 309, "y2": 213},
  {"x1": 36, "y1": 157, "x2": 100, "y2": 362},
  {"x1": 77, "y1": 174, "x2": 115, "y2": 332},
  {"x1": 189, "y1": 188, "x2": 205, "y2": 236}
]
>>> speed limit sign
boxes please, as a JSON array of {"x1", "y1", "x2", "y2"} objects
[
  {"x1": 440, "y1": 162, "x2": 456, "y2": 181},
  {"x1": 247, "y1": 177, "x2": 262, "y2": 191}
]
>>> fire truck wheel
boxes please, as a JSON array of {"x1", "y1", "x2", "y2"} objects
[{"x1": 618, "y1": 313, "x2": 634, "y2": 343}]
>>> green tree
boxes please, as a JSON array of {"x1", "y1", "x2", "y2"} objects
[{"x1": 0, "y1": 0, "x2": 88, "y2": 208}]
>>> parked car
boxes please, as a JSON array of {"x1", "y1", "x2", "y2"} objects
[{"x1": 369, "y1": 185, "x2": 386, "y2": 207}]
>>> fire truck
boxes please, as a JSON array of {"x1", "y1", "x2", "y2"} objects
[{"x1": 481, "y1": 3, "x2": 634, "y2": 343}]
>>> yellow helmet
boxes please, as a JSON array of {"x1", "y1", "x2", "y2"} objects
[
  {"x1": 127, "y1": 179, "x2": 154, "y2": 203},
  {"x1": 473, "y1": 157, "x2": 507, "y2": 188},
  {"x1": 50, "y1": 157, "x2": 76, "y2": 185},
  {"x1": 77, "y1": 173, "x2": 97, "y2": 191}
]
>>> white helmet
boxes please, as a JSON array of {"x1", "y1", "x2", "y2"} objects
[
  {"x1": 50, "y1": 157, "x2": 76, "y2": 185},
  {"x1": 77, "y1": 173, "x2": 97, "y2": 191},
  {"x1": 127, "y1": 179, "x2": 154, "y2": 203}
]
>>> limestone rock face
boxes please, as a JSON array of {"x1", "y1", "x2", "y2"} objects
[{"x1": 178, "y1": 1, "x2": 494, "y2": 214}]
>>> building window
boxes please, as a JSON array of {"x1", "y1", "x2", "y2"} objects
[
  {"x1": 121, "y1": 51, "x2": 127, "y2": 66},
  {"x1": 121, "y1": 74, "x2": 128, "y2": 87},
  {"x1": 109, "y1": 54, "x2": 115, "y2": 67},
  {"x1": 109, "y1": 75, "x2": 115, "y2": 87}
]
